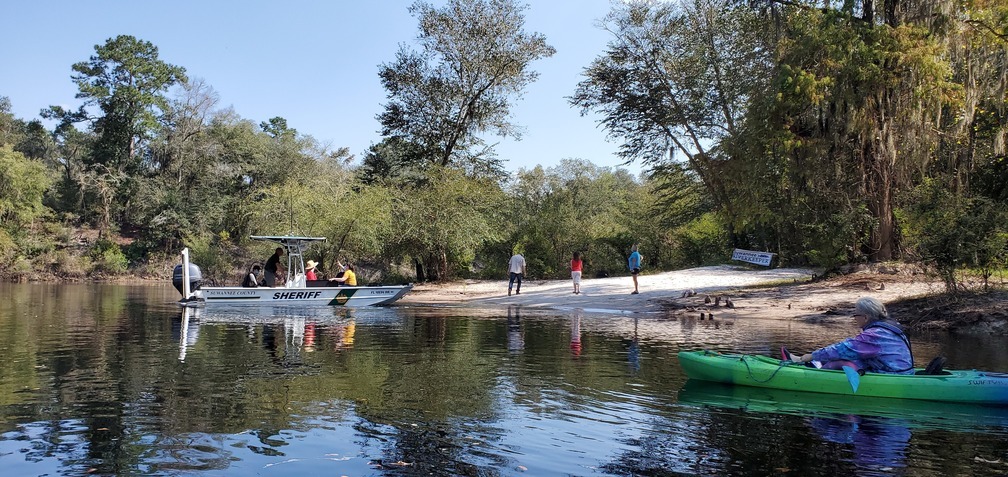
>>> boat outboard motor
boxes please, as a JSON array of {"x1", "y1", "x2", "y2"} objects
[{"x1": 172, "y1": 262, "x2": 202, "y2": 296}]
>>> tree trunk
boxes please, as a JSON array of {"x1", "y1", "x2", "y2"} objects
[
  {"x1": 415, "y1": 259, "x2": 426, "y2": 282},
  {"x1": 864, "y1": 98, "x2": 898, "y2": 261},
  {"x1": 438, "y1": 251, "x2": 448, "y2": 281},
  {"x1": 868, "y1": 174, "x2": 895, "y2": 261}
]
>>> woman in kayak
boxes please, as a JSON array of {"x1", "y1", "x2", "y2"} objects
[{"x1": 791, "y1": 297, "x2": 914, "y2": 374}]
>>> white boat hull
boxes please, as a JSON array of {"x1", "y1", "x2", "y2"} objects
[{"x1": 189, "y1": 284, "x2": 412, "y2": 307}]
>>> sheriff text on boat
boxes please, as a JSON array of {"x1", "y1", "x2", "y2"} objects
[{"x1": 174, "y1": 235, "x2": 412, "y2": 307}]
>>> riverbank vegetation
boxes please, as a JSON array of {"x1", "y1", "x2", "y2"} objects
[{"x1": 1, "y1": 0, "x2": 1006, "y2": 296}]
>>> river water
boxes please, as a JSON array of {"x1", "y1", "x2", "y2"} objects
[{"x1": 0, "y1": 282, "x2": 1006, "y2": 476}]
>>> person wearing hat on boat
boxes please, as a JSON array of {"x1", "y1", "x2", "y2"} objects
[
  {"x1": 305, "y1": 260, "x2": 319, "y2": 281},
  {"x1": 792, "y1": 297, "x2": 914, "y2": 374},
  {"x1": 264, "y1": 247, "x2": 284, "y2": 287},
  {"x1": 329, "y1": 264, "x2": 357, "y2": 286},
  {"x1": 242, "y1": 265, "x2": 262, "y2": 288}
]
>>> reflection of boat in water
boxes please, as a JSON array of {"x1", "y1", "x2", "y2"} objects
[
  {"x1": 174, "y1": 235, "x2": 412, "y2": 307},
  {"x1": 176, "y1": 305, "x2": 358, "y2": 361},
  {"x1": 677, "y1": 379, "x2": 1008, "y2": 433},
  {"x1": 679, "y1": 350, "x2": 1008, "y2": 405}
]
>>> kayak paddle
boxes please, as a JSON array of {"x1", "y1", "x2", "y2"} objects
[{"x1": 842, "y1": 365, "x2": 860, "y2": 393}]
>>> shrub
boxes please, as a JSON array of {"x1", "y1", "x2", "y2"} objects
[
  {"x1": 54, "y1": 250, "x2": 91, "y2": 278},
  {"x1": 899, "y1": 179, "x2": 1008, "y2": 293},
  {"x1": 184, "y1": 233, "x2": 234, "y2": 286},
  {"x1": 89, "y1": 240, "x2": 128, "y2": 275},
  {"x1": 0, "y1": 229, "x2": 15, "y2": 268},
  {"x1": 8, "y1": 256, "x2": 33, "y2": 280}
]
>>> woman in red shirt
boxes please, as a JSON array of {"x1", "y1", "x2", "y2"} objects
[
  {"x1": 305, "y1": 260, "x2": 319, "y2": 281},
  {"x1": 571, "y1": 251, "x2": 583, "y2": 294}
]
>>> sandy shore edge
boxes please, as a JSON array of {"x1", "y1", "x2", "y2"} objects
[{"x1": 397, "y1": 265, "x2": 949, "y2": 319}]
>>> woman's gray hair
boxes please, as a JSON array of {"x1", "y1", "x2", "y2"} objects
[{"x1": 855, "y1": 296, "x2": 889, "y2": 321}]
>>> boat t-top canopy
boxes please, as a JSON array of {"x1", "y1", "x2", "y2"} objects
[
  {"x1": 250, "y1": 235, "x2": 327, "y2": 247},
  {"x1": 251, "y1": 235, "x2": 327, "y2": 284}
]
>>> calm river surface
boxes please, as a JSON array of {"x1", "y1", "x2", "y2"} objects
[{"x1": 1, "y1": 282, "x2": 1006, "y2": 476}]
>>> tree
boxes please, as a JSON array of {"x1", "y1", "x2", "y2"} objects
[
  {"x1": 43, "y1": 35, "x2": 187, "y2": 229},
  {"x1": 0, "y1": 97, "x2": 25, "y2": 147},
  {"x1": 0, "y1": 145, "x2": 51, "y2": 228},
  {"x1": 571, "y1": 0, "x2": 771, "y2": 234},
  {"x1": 899, "y1": 179, "x2": 1008, "y2": 293},
  {"x1": 377, "y1": 0, "x2": 555, "y2": 173},
  {"x1": 359, "y1": 136, "x2": 428, "y2": 185},
  {"x1": 135, "y1": 79, "x2": 222, "y2": 252},
  {"x1": 502, "y1": 161, "x2": 655, "y2": 278},
  {"x1": 389, "y1": 165, "x2": 507, "y2": 280}
]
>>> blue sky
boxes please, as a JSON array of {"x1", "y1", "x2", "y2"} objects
[{"x1": 2, "y1": 1, "x2": 643, "y2": 176}]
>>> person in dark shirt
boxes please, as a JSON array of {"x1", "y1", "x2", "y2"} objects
[
  {"x1": 242, "y1": 265, "x2": 262, "y2": 287},
  {"x1": 264, "y1": 247, "x2": 284, "y2": 287}
]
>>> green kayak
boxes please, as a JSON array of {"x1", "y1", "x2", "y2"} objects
[{"x1": 678, "y1": 350, "x2": 1008, "y2": 405}]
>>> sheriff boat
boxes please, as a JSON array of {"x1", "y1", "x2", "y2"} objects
[{"x1": 174, "y1": 235, "x2": 412, "y2": 307}]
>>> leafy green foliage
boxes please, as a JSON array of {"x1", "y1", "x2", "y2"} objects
[
  {"x1": 0, "y1": 229, "x2": 16, "y2": 267},
  {"x1": 672, "y1": 213, "x2": 729, "y2": 267},
  {"x1": 0, "y1": 97, "x2": 26, "y2": 149},
  {"x1": 500, "y1": 160, "x2": 673, "y2": 278},
  {"x1": 389, "y1": 165, "x2": 507, "y2": 280},
  {"x1": 377, "y1": 0, "x2": 554, "y2": 172},
  {"x1": 89, "y1": 239, "x2": 128, "y2": 275},
  {"x1": 42, "y1": 35, "x2": 187, "y2": 231},
  {"x1": 973, "y1": 155, "x2": 1008, "y2": 204},
  {"x1": 183, "y1": 233, "x2": 236, "y2": 286},
  {"x1": 0, "y1": 145, "x2": 51, "y2": 227},
  {"x1": 899, "y1": 179, "x2": 1008, "y2": 293}
]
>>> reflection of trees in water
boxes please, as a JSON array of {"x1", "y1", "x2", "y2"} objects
[
  {"x1": 353, "y1": 417, "x2": 514, "y2": 475},
  {"x1": 598, "y1": 403, "x2": 945, "y2": 476},
  {"x1": 345, "y1": 314, "x2": 515, "y2": 474},
  {"x1": 600, "y1": 409, "x2": 857, "y2": 475},
  {"x1": 10, "y1": 293, "x2": 1008, "y2": 476}
]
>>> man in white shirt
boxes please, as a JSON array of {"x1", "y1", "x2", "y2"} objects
[{"x1": 508, "y1": 252, "x2": 526, "y2": 296}]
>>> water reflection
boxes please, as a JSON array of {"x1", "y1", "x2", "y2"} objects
[
  {"x1": 570, "y1": 309, "x2": 582, "y2": 356},
  {"x1": 1, "y1": 283, "x2": 1007, "y2": 476},
  {"x1": 507, "y1": 305, "x2": 523, "y2": 353},
  {"x1": 809, "y1": 414, "x2": 910, "y2": 474},
  {"x1": 625, "y1": 316, "x2": 641, "y2": 373},
  {"x1": 177, "y1": 306, "x2": 357, "y2": 362},
  {"x1": 677, "y1": 379, "x2": 1008, "y2": 432},
  {"x1": 177, "y1": 306, "x2": 200, "y2": 361}
]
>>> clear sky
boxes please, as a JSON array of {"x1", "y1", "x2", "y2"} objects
[{"x1": 2, "y1": 1, "x2": 643, "y2": 176}]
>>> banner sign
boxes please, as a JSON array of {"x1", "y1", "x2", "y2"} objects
[{"x1": 731, "y1": 249, "x2": 775, "y2": 267}]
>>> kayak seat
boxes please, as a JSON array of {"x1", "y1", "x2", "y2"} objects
[{"x1": 916, "y1": 356, "x2": 950, "y2": 375}]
